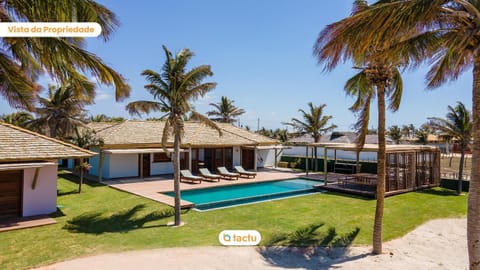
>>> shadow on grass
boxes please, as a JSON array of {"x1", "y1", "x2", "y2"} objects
[
  {"x1": 260, "y1": 222, "x2": 365, "y2": 269},
  {"x1": 58, "y1": 172, "x2": 105, "y2": 188},
  {"x1": 57, "y1": 189, "x2": 78, "y2": 197},
  {"x1": 416, "y1": 188, "x2": 459, "y2": 197},
  {"x1": 321, "y1": 191, "x2": 373, "y2": 201},
  {"x1": 63, "y1": 204, "x2": 175, "y2": 234},
  {"x1": 50, "y1": 208, "x2": 66, "y2": 218}
]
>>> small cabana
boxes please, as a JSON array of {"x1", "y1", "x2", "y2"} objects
[{"x1": 306, "y1": 143, "x2": 441, "y2": 197}]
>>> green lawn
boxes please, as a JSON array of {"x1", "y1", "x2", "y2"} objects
[{"x1": 0, "y1": 173, "x2": 467, "y2": 270}]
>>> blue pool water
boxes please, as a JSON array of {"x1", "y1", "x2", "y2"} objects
[{"x1": 163, "y1": 178, "x2": 324, "y2": 211}]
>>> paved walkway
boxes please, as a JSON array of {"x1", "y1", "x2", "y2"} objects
[{"x1": 107, "y1": 169, "x2": 305, "y2": 208}]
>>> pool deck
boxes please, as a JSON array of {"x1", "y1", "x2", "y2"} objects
[{"x1": 107, "y1": 168, "x2": 306, "y2": 208}]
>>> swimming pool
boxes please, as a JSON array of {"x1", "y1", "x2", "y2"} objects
[{"x1": 163, "y1": 178, "x2": 324, "y2": 211}]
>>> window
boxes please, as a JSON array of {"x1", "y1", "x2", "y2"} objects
[{"x1": 153, "y1": 153, "x2": 170, "y2": 163}]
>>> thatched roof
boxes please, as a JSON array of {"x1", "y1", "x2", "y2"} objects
[
  {"x1": 0, "y1": 122, "x2": 95, "y2": 162},
  {"x1": 86, "y1": 122, "x2": 119, "y2": 132},
  {"x1": 93, "y1": 121, "x2": 278, "y2": 147}
]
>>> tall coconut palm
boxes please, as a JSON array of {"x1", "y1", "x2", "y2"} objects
[
  {"x1": 30, "y1": 84, "x2": 90, "y2": 139},
  {"x1": 343, "y1": 62, "x2": 403, "y2": 255},
  {"x1": 207, "y1": 96, "x2": 245, "y2": 123},
  {"x1": 429, "y1": 102, "x2": 473, "y2": 194},
  {"x1": 126, "y1": 45, "x2": 220, "y2": 226},
  {"x1": 314, "y1": 0, "x2": 404, "y2": 254},
  {"x1": 0, "y1": 0, "x2": 130, "y2": 110},
  {"x1": 284, "y1": 102, "x2": 337, "y2": 171},
  {"x1": 0, "y1": 111, "x2": 34, "y2": 128},
  {"x1": 312, "y1": 0, "x2": 480, "y2": 265}
]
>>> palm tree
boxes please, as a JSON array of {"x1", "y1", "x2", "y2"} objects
[
  {"x1": 89, "y1": 114, "x2": 111, "y2": 122},
  {"x1": 388, "y1": 125, "x2": 402, "y2": 144},
  {"x1": 415, "y1": 128, "x2": 430, "y2": 145},
  {"x1": 401, "y1": 125, "x2": 410, "y2": 139},
  {"x1": 89, "y1": 114, "x2": 125, "y2": 123},
  {"x1": 0, "y1": 111, "x2": 34, "y2": 128},
  {"x1": 429, "y1": 102, "x2": 472, "y2": 194},
  {"x1": 313, "y1": 1, "x2": 480, "y2": 264},
  {"x1": 274, "y1": 128, "x2": 290, "y2": 143},
  {"x1": 30, "y1": 84, "x2": 90, "y2": 139},
  {"x1": 314, "y1": 0, "x2": 404, "y2": 254},
  {"x1": 0, "y1": 0, "x2": 130, "y2": 111},
  {"x1": 284, "y1": 102, "x2": 337, "y2": 171},
  {"x1": 126, "y1": 45, "x2": 220, "y2": 226},
  {"x1": 69, "y1": 127, "x2": 104, "y2": 193},
  {"x1": 207, "y1": 96, "x2": 245, "y2": 123},
  {"x1": 408, "y1": 124, "x2": 417, "y2": 138}
]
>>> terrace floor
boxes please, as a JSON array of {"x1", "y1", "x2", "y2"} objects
[
  {"x1": 106, "y1": 168, "x2": 305, "y2": 208},
  {"x1": 0, "y1": 215, "x2": 56, "y2": 233}
]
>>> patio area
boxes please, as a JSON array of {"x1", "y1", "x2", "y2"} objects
[
  {"x1": 106, "y1": 168, "x2": 304, "y2": 208},
  {"x1": 0, "y1": 215, "x2": 56, "y2": 233}
]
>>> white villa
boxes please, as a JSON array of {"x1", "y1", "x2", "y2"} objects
[
  {"x1": 81, "y1": 121, "x2": 283, "y2": 180},
  {"x1": 0, "y1": 122, "x2": 94, "y2": 219}
]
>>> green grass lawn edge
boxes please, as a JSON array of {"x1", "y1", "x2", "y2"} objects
[{"x1": 0, "y1": 173, "x2": 467, "y2": 270}]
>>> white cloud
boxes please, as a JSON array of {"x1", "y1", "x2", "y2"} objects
[{"x1": 95, "y1": 90, "x2": 113, "y2": 101}]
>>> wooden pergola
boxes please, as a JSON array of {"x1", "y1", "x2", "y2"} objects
[{"x1": 306, "y1": 143, "x2": 441, "y2": 195}]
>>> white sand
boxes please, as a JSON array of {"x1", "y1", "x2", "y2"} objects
[{"x1": 33, "y1": 218, "x2": 467, "y2": 270}]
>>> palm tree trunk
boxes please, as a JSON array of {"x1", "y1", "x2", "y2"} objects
[
  {"x1": 173, "y1": 121, "x2": 182, "y2": 226},
  {"x1": 468, "y1": 58, "x2": 480, "y2": 269},
  {"x1": 49, "y1": 121, "x2": 57, "y2": 138},
  {"x1": 458, "y1": 147, "x2": 465, "y2": 195},
  {"x1": 78, "y1": 158, "x2": 83, "y2": 193},
  {"x1": 373, "y1": 84, "x2": 386, "y2": 255}
]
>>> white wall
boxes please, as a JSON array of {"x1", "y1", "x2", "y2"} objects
[
  {"x1": 22, "y1": 164, "x2": 57, "y2": 217},
  {"x1": 150, "y1": 154, "x2": 174, "y2": 175},
  {"x1": 108, "y1": 153, "x2": 139, "y2": 178},
  {"x1": 257, "y1": 149, "x2": 276, "y2": 168},
  {"x1": 283, "y1": 146, "x2": 378, "y2": 161},
  {"x1": 233, "y1": 146, "x2": 241, "y2": 166}
]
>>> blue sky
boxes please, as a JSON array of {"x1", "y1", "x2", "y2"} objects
[{"x1": 0, "y1": 1, "x2": 473, "y2": 131}]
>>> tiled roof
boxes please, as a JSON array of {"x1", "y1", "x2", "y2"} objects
[
  {"x1": 0, "y1": 122, "x2": 95, "y2": 162},
  {"x1": 93, "y1": 120, "x2": 278, "y2": 147}
]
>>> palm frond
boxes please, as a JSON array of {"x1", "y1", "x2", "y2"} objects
[
  {"x1": 125, "y1": 101, "x2": 164, "y2": 117},
  {"x1": 191, "y1": 111, "x2": 222, "y2": 136}
]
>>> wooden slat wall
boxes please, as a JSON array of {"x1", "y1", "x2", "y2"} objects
[{"x1": 0, "y1": 170, "x2": 22, "y2": 219}]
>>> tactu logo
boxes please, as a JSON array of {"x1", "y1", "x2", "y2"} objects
[{"x1": 218, "y1": 230, "x2": 261, "y2": 246}]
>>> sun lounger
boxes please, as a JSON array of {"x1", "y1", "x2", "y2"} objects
[
  {"x1": 199, "y1": 168, "x2": 221, "y2": 182},
  {"x1": 234, "y1": 166, "x2": 257, "y2": 178},
  {"x1": 217, "y1": 167, "x2": 239, "y2": 180},
  {"x1": 180, "y1": 170, "x2": 202, "y2": 184}
]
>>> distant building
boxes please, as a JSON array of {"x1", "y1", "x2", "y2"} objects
[
  {"x1": 287, "y1": 131, "x2": 394, "y2": 145},
  {"x1": 76, "y1": 121, "x2": 283, "y2": 180}
]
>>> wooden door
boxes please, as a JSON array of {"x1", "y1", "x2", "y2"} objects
[
  {"x1": 224, "y1": 148, "x2": 233, "y2": 169},
  {"x1": 138, "y1": 154, "x2": 151, "y2": 178},
  {"x1": 180, "y1": 152, "x2": 189, "y2": 170},
  {"x1": 241, "y1": 149, "x2": 255, "y2": 170},
  {"x1": 0, "y1": 170, "x2": 22, "y2": 219},
  {"x1": 214, "y1": 148, "x2": 224, "y2": 171},
  {"x1": 191, "y1": 149, "x2": 199, "y2": 173}
]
